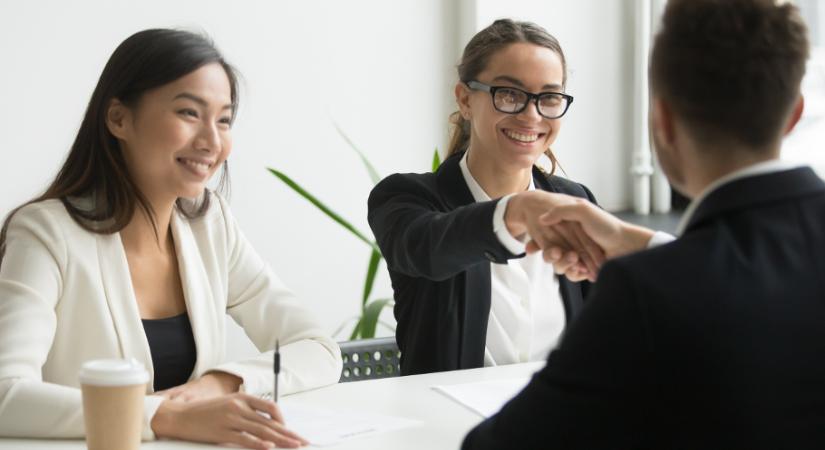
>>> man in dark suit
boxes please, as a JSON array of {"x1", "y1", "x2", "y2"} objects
[{"x1": 462, "y1": 0, "x2": 825, "y2": 448}]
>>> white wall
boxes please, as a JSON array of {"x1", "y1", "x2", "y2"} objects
[
  {"x1": 470, "y1": 0, "x2": 636, "y2": 211},
  {"x1": 0, "y1": 0, "x2": 637, "y2": 358}
]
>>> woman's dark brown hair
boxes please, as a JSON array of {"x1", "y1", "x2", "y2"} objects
[
  {"x1": 0, "y1": 29, "x2": 239, "y2": 267},
  {"x1": 447, "y1": 19, "x2": 568, "y2": 173}
]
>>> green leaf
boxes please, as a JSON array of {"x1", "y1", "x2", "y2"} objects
[
  {"x1": 349, "y1": 317, "x2": 363, "y2": 341},
  {"x1": 362, "y1": 249, "x2": 382, "y2": 306},
  {"x1": 432, "y1": 147, "x2": 441, "y2": 172},
  {"x1": 268, "y1": 168, "x2": 380, "y2": 253},
  {"x1": 359, "y1": 298, "x2": 394, "y2": 339},
  {"x1": 333, "y1": 122, "x2": 382, "y2": 186}
]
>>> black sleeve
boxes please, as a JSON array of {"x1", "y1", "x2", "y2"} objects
[
  {"x1": 367, "y1": 173, "x2": 518, "y2": 281},
  {"x1": 462, "y1": 261, "x2": 655, "y2": 450}
]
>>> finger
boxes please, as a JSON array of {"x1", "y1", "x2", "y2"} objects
[
  {"x1": 243, "y1": 394, "x2": 286, "y2": 424},
  {"x1": 555, "y1": 223, "x2": 599, "y2": 277},
  {"x1": 571, "y1": 223, "x2": 606, "y2": 269},
  {"x1": 545, "y1": 248, "x2": 575, "y2": 273},
  {"x1": 231, "y1": 430, "x2": 277, "y2": 450},
  {"x1": 525, "y1": 225, "x2": 550, "y2": 251},
  {"x1": 525, "y1": 240, "x2": 540, "y2": 254},
  {"x1": 574, "y1": 263, "x2": 597, "y2": 283},
  {"x1": 234, "y1": 416, "x2": 303, "y2": 448},
  {"x1": 532, "y1": 220, "x2": 575, "y2": 253},
  {"x1": 240, "y1": 403, "x2": 308, "y2": 445},
  {"x1": 539, "y1": 200, "x2": 591, "y2": 227},
  {"x1": 562, "y1": 267, "x2": 589, "y2": 282},
  {"x1": 541, "y1": 246, "x2": 564, "y2": 265},
  {"x1": 549, "y1": 223, "x2": 580, "y2": 255}
]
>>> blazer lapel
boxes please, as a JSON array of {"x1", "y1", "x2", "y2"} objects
[
  {"x1": 684, "y1": 167, "x2": 825, "y2": 234},
  {"x1": 170, "y1": 211, "x2": 222, "y2": 377},
  {"x1": 436, "y1": 151, "x2": 477, "y2": 210},
  {"x1": 96, "y1": 232, "x2": 155, "y2": 389},
  {"x1": 437, "y1": 152, "x2": 492, "y2": 367}
]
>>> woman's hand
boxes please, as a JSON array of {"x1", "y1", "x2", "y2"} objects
[
  {"x1": 151, "y1": 393, "x2": 308, "y2": 449},
  {"x1": 156, "y1": 371, "x2": 242, "y2": 402},
  {"x1": 504, "y1": 191, "x2": 605, "y2": 277}
]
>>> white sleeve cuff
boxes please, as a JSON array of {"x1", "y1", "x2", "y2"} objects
[
  {"x1": 493, "y1": 195, "x2": 527, "y2": 255},
  {"x1": 142, "y1": 394, "x2": 166, "y2": 441},
  {"x1": 647, "y1": 231, "x2": 676, "y2": 249}
]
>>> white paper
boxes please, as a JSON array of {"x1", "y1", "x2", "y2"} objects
[
  {"x1": 279, "y1": 402, "x2": 421, "y2": 447},
  {"x1": 431, "y1": 377, "x2": 530, "y2": 418}
]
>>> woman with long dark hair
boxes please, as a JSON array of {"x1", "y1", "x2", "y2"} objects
[
  {"x1": 368, "y1": 19, "x2": 600, "y2": 375},
  {"x1": 0, "y1": 29, "x2": 340, "y2": 449}
]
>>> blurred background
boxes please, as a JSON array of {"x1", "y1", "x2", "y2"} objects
[{"x1": 1, "y1": 0, "x2": 822, "y2": 356}]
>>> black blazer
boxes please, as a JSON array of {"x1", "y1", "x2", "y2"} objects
[
  {"x1": 463, "y1": 166, "x2": 825, "y2": 450},
  {"x1": 368, "y1": 151, "x2": 596, "y2": 375}
]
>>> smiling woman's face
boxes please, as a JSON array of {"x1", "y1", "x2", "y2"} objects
[
  {"x1": 110, "y1": 62, "x2": 234, "y2": 203},
  {"x1": 458, "y1": 42, "x2": 565, "y2": 171}
]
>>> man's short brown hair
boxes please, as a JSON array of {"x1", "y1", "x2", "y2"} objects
[{"x1": 650, "y1": 0, "x2": 810, "y2": 149}]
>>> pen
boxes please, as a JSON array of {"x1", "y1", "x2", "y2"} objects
[{"x1": 273, "y1": 339, "x2": 280, "y2": 402}]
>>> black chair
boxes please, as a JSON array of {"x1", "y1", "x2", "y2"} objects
[{"x1": 338, "y1": 337, "x2": 401, "y2": 382}]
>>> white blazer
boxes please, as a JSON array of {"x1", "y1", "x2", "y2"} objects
[{"x1": 0, "y1": 194, "x2": 342, "y2": 440}]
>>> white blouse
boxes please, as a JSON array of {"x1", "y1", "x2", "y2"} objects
[{"x1": 458, "y1": 152, "x2": 567, "y2": 366}]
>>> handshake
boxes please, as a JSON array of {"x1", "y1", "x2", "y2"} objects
[{"x1": 503, "y1": 191, "x2": 658, "y2": 282}]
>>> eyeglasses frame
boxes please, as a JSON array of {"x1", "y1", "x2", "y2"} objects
[{"x1": 465, "y1": 80, "x2": 574, "y2": 119}]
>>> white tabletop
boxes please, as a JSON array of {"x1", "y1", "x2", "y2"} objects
[{"x1": 0, "y1": 362, "x2": 543, "y2": 449}]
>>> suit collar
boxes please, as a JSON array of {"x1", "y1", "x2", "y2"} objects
[
  {"x1": 96, "y1": 232, "x2": 156, "y2": 390},
  {"x1": 682, "y1": 166, "x2": 825, "y2": 234},
  {"x1": 170, "y1": 210, "x2": 221, "y2": 377},
  {"x1": 96, "y1": 211, "x2": 220, "y2": 391}
]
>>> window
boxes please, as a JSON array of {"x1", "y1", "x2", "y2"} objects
[{"x1": 783, "y1": 1, "x2": 825, "y2": 176}]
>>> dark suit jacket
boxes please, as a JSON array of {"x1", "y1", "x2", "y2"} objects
[
  {"x1": 367, "y1": 151, "x2": 596, "y2": 375},
  {"x1": 463, "y1": 166, "x2": 825, "y2": 449}
]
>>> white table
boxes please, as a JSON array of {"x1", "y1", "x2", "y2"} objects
[{"x1": 0, "y1": 362, "x2": 543, "y2": 449}]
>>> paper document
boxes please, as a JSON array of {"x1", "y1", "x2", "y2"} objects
[
  {"x1": 280, "y1": 402, "x2": 421, "y2": 447},
  {"x1": 432, "y1": 377, "x2": 530, "y2": 418}
]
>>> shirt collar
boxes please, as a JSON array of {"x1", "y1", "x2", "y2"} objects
[
  {"x1": 459, "y1": 151, "x2": 535, "y2": 202},
  {"x1": 676, "y1": 159, "x2": 805, "y2": 235}
]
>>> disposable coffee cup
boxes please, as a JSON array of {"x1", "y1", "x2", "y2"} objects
[{"x1": 79, "y1": 359, "x2": 149, "y2": 450}]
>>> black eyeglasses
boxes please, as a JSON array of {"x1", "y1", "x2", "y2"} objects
[{"x1": 466, "y1": 80, "x2": 573, "y2": 119}]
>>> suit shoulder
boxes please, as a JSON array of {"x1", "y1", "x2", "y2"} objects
[
  {"x1": 369, "y1": 171, "x2": 440, "y2": 204},
  {"x1": 373, "y1": 171, "x2": 438, "y2": 193},
  {"x1": 10, "y1": 199, "x2": 74, "y2": 229},
  {"x1": 541, "y1": 173, "x2": 596, "y2": 202}
]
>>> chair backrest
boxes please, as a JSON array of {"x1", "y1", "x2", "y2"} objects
[{"x1": 338, "y1": 337, "x2": 401, "y2": 382}]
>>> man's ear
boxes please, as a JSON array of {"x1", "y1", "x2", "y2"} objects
[
  {"x1": 454, "y1": 82, "x2": 472, "y2": 120},
  {"x1": 105, "y1": 99, "x2": 131, "y2": 140},
  {"x1": 651, "y1": 96, "x2": 676, "y2": 148},
  {"x1": 783, "y1": 95, "x2": 805, "y2": 136}
]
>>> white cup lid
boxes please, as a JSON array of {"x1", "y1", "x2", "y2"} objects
[{"x1": 79, "y1": 358, "x2": 149, "y2": 386}]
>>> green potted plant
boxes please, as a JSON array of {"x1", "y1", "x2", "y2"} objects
[{"x1": 268, "y1": 124, "x2": 440, "y2": 340}]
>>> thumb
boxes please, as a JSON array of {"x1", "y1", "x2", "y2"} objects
[{"x1": 539, "y1": 202, "x2": 589, "y2": 226}]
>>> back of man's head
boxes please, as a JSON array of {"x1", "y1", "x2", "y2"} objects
[{"x1": 651, "y1": 0, "x2": 809, "y2": 151}]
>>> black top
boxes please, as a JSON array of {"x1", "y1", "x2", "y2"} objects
[
  {"x1": 368, "y1": 151, "x2": 596, "y2": 375},
  {"x1": 142, "y1": 312, "x2": 197, "y2": 391},
  {"x1": 463, "y1": 167, "x2": 825, "y2": 449}
]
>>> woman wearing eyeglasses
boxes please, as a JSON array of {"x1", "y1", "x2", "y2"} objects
[{"x1": 368, "y1": 19, "x2": 599, "y2": 375}]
